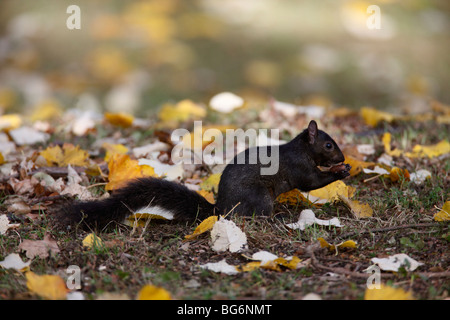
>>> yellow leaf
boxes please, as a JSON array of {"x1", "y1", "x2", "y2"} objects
[
  {"x1": 82, "y1": 233, "x2": 103, "y2": 249},
  {"x1": 0, "y1": 152, "x2": 4, "y2": 165},
  {"x1": 405, "y1": 140, "x2": 450, "y2": 159},
  {"x1": 309, "y1": 180, "x2": 355, "y2": 203},
  {"x1": 200, "y1": 173, "x2": 221, "y2": 192},
  {"x1": 318, "y1": 237, "x2": 357, "y2": 253},
  {"x1": 240, "y1": 261, "x2": 262, "y2": 272},
  {"x1": 158, "y1": 99, "x2": 206, "y2": 125},
  {"x1": 434, "y1": 201, "x2": 450, "y2": 222},
  {"x1": 383, "y1": 133, "x2": 450, "y2": 159},
  {"x1": 137, "y1": 285, "x2": 171, "y2": 300},
  {"x1": 0, "y1": 114, "x2": 22, "y2": 131},
  {"x1": 180, "y1": 124, "x2": 237, "y2": 150},
  {"x1": 339, "y1": 195, "x2": 373, "y2": 218},
  {"x1": 102, "y1": 142, "x2": 129, "y2": 162},
  {"x1": 87, "y1": 46, "x2": 131, "y2": 82},
  {"x1": 104, "y1": 112, "x2": 134, "y2": 128},
  {"x1": 276, "y1": 189, "x2": 315, "y2": 207},
  {"x1": 382, "y1": 132, "x2": 402, "y2": 157},
  {"x1": 40, "y1": 144, "x2": 90, "y2": 167},
  {"x1": 106, "y1": 154, "x2": 156, "y2": 190},
  {"x1": 360, "y1": 107, "x2": 395, "y2": 127},
  {"x1": 275, "y1": 256, "x2": 302, "y2": 270},
  {"x1": 197, "y1": 189, "x2": 215, "y2": 204},
  {"x1": 364, "y1": 284, "x2": 414, "y2": 300},
  {"x1": 26, "y1": 271, "x2": 68, "y2": 300},
  {"x1": 184, "y1": 215, "x2": 218, "y2": 240},
  {"x1": 389, "y1": 167, "x2": 410, "y2": 182},
  {"x1": 30, "y1": 99, "x2": 63, "y2": 122},
  {"x1": 344, "y1": 155, "x2": 375, "y2": 176}
]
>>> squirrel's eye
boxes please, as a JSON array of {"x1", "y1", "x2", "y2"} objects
[{"x1": 325, "y1": 142, "x2": 333, "y2": 150}]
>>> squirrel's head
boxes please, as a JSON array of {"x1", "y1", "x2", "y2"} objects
[{"x1": 306, "y1": 120, "x2": 345, "y2": 167}]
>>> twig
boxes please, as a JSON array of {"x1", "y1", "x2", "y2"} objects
[
  {"x1": 336, "y1": 222, "x2": 447, "y2": 240},
  {"x1": 307, "y1": 243, "x2": 450, "y2": 279}
]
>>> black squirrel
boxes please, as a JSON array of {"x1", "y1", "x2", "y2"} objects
[{"x1": 58, "y1": 120, "x2": 350, "y2": 229}]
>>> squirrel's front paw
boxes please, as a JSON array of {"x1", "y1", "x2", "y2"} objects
[{"x1": 331, "y1": 163, "x2": 351, "y2": 179}]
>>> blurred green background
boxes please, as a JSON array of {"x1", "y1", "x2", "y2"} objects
[{"x1": 0, "y1": 0, "x2": 449, "y2": 116}]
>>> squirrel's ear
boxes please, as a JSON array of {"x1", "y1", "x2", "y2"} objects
[{"x1": 307, "y1": 120, "x2": 318, "y2": 144}]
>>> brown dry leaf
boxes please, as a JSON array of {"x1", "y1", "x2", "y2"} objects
[
  {"x1": 19, "y1": 234, "x2": 60, "y2": 259},
  {"x1": 40, "y1": 144, "x2": 90, "y2": 167},
  {"x1": 106, "y1": 153, "x2": 156, "y2": 190}
]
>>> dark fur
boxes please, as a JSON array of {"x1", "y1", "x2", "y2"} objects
[{"x1": 58, "y1": 120, "x2": 350, "y2": 230}]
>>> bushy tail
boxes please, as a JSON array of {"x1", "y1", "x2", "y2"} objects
[{"x1": 57, "y1": 177, "x2": 215, "y2": 230}]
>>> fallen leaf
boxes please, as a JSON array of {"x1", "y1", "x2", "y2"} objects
[
  {"x1": 410, "y1": 169, "x2": 431, "y2": 185},
  {"x1": 26, "y1": 271, "x2": 68, "y2": 300},
  {"x1": 360, "y1": 107, "x2": 395, "y2": 127},
  {"x1": 9, "y1": 126, "x2": 49, "y2": 146},
  {"x1": 364, "y1": 284, "x2": 414, "y2": 300},
  {"x1": 0, "y1": 253, "x2": 31, "y2": 272},
  {"x1": 158, "y1": 99, "x2": 206, "y2": 125},
  {"x1": 285, "y1": 209, "x2": 343, "y2": 231},
  {"x1": 137, "y1": 285, "x2": 172, "y2": 300},
  {"x1": 102, "y1": 142, "x2": 129, "y2": 162},
  {"x1": 40, "y1": 144, "x2": 90, "y2": 167},
  {"x1": 19, "y1": 234, "x2": 60, "y2": 259},
  {"x1": 434, "y1": 201, "x2": 450, "y2": 222},
  {"x1": 106, "y1": 153, "x2": 156, "y2": 190},
  {"x1": 197, "y1": 189, "x2": 215, "y2": 204},
  {"x1": 241, "y1": 250, "x2": 303, "y2": 272},
  {"x1": 371, "y1": 253, "x2": 423, "y2": 272},
  {"x1": 199, "y1": 259, "x2": 239, "y2": 275},
  {"x1": 138, "y1": 158, "x2": 183, "y2": 181},
  {"x1": 104, "y1": 112, "x2": 134, "y2": 127},
  {"x1": 82, "y1": 233, "x2": 104, "y2": 249},
  {"x1": 318, "y1": 237, "x2": 357, "y2": 253},
  {"x1": 0, "y1": 114, "x2": 22, "y2": 130},
  {"x1": 0, "y1": 215, "x2": 20, "y2": 235},
  {"x1": 389, "y1": 166, "x2": 410, "y2": 182},
  {"x1": 184, "y1": 215, "x2": 218, "y2": 240},
  {"x1": 383, "y1": 132, "x2": 450, "y2": 159},
  {"x1": 339, "y1": 195, "x2": 374, "y2": 218},
  {"x1": 404, "y1": 140, "x2": 450, "y2": 158},
  {"x1": 276, "y1": 189, "x2": 315, "y2": 207},
  {"x1": 209, "y1": 91, "x2": 244, "y2": 113},
  {"x1": 210, "y1": 218, "x2": 248, "y2": 253},
  {"x1": 200, "y1": 173, "x2": 221, "y2": 192},
  {"x1": 309, "y1": 180, "x2": 355, "y2": 203},
  {"x1": 345, "y1": 155, "x2": 375, "y2": 176},
  {"x1": 382, "y1": 132, "x2": 402, "y2": 157}
]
